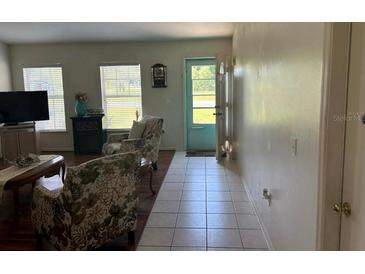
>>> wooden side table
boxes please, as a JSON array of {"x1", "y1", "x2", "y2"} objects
[
  {"x1": 137, "y1": 158, "x2": 155, "y2": 195},
  {"x1": 3, "y1": 155, "x2": 65, "y2": 219}
]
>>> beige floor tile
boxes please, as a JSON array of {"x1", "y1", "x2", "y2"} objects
[
  {"x1": 181, "y1": 191, "x2": 206, "y2": 201},
  {"x1": 207, "y1": 201, "x2": 235, "y2": 213},
  {"x1": 207, "y1": 183, "x2": 230, "y2": 191},
  {"x1": 183, "y1": 183, "x2": 206, "y2": 191},
  {"x1": 157, "y1": 190, "x2": 182, "y2": 201},
  {"x1": 137, "y1": 246, "x2": 171, "y2": 251},
  {"x1": 207, "y1": 229, "x2": 243, "y2": 248},
  {"x1": 206, "y1": 176, "x2": 227, "y2": 184},
  {"x1": 206, "y1": 169, "x2": 226, "y2": 176},
  {"x1": 171, "y1": 246, "x2": 206, "y2": 251},
  {"x1": 163, "y1": 175, "x2": 185, "y2": 183},
  {"x1": 161, "y1": 183, "x2": 184, "y2": 191},
  {"x1": 240, "y1": 229, "x2": 268, "y2": 249},
  {"x1": 207, "y1": 191, "x2": 232, "y2": 201},
  {"x1": 139, "y1": 228, "x2": 174, "y2": 247},
  {"x1": 186, "y1": 169, "x2": 205, "y2": 176},
  {"x1": 184, "y1": 175, "x2": 206, "y2": 183},
  {"x1": 236, "y1": 214, "x2": 260, "y2": 229},
  {"x1": 233, "y1": 201, "x2": 254, "y2": 214},
  {"x1": 179, "y1": 201, "x2": 206, "y2": 213},
  {"x1": 207, "y1": 214, "x2": 238, "y2": 229},
  {"x1": 166, "y1": 168, "x2": 186, "y2": 176},
  {"x1": 208, "y1": 247, "x2": 244, "y2": 251},
  {"x1": 172, "y1": 228, "x2": 206, "y2": 247},
  {"x1": 176, "y1": 213, "x2": 206, "y2": 228},
  {"x1": 139, "y1": 154, "x2": 253, "y2": 252},
  {"x1": 152, "y1": 200, "x2": 180, "y2": 213},
  {"x1": 146, "y1": 213, "x2": 178, "y2": 228}
]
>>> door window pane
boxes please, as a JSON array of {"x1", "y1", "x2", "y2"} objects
[
  {"x1": 193, "y1": 108, "x2": 215, "y2": 124},
  {"x1": 191, "y1": 64, "x2": 216, "y2": 124},
  {"x1": 192, "y1": 79, "x2": 215, "y2": 95},
  {"x1": 192, "y1": 65, "x2": 215, "y2": 80},
  {"x1": 193, "y1": 95, "x2": 215, "y2": 108}
]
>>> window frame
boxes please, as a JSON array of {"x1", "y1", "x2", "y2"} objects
[
  {"x1": 99, "y1": 63, "x2": 143, "y2": 131},
  {"x1": 22, "y1": 64, "x2": 67, "y2": 133}
]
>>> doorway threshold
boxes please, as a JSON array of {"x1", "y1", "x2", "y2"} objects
[{"x1": 185, "y1": 150, "x2": 216, "y2": 157}]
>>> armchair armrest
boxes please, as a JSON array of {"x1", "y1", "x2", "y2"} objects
[
  {"x1": 31, "y1": 180, "x2": 65, "y2": 235},
  {"x1": 122, "y1": 138, "x2": 145, "y2": 149},
  {"x1": 107, "y1": 133, "x2": 129, "y2": 143}
]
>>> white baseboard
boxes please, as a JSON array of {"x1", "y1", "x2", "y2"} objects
[{"x1": 241, "y1": 177, "x2": 274, "y2": 251}]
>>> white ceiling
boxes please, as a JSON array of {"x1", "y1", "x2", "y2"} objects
[{"x1": 0, "y1": 23, "x2": 234, "y2": 44}]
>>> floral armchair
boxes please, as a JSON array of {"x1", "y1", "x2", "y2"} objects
[
  {"x1": 102, "y1": 116, "x2": 164, "y2": 169},
  {"x1": 31, "y1": 152, "x2": 139, "y2": 251}
]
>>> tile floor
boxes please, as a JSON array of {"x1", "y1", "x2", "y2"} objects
[{"x1": 137, "y1": 152, "x2": 268, "y2": 251}]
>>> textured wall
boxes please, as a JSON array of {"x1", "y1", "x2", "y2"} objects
[
  {"x1": 0, "y1": 42, "x2": 11, "y2": 90},
  {"x1": 10, "y1": 39, "x2": 231, "y2": 151},
  {"x1": 0, "y1": 42, "x2": 12, "y2": 158},
  {"x1": 232, "y1": 23, "x2": 326, "y2": 250}
]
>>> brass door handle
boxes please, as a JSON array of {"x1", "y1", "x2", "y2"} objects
[
  {"x1": 342, "y1": 202, "x2": 351, "y2": 217},
  {"x1": 332, "y1": 203, "x2": 341, "y2": 213},
  {"x1": 332, "y1": 202, "x2": 352, "y2": 217}
]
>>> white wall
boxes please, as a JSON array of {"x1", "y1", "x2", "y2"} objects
[
  {"x1": 232, "y1": 23, "x2": 327, "y2": 250},
  {"x1": 0, "y1": 42, "x2": 12, "y2": 157},
  {"x1": 9, "y1": 39, "x2": 231, "y2": 151},
  {"x1": 0, "y1": 42, "x2": 11, "y2": 90}
]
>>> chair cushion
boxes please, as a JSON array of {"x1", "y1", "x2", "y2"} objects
[
  {"x1": 104, "y1": 142, "x2": 122, "y2": 155},
  {"x1": 142, "y1": 117, "x2": 162, "y2": 138},
  {"x1": 128, "y1": 120, "x2": 146, "y2": 139},
  {"x1": 36, "y1": 175, "x2": 64, "y2": 195}
]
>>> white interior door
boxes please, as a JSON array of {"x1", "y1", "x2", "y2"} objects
[{"x1": 340, "y1": 22, "x2": 365, "y2": 250}]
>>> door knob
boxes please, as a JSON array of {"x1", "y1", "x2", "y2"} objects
[
  {"x1": 332, "y1": 203, "x2": 341, "y2": 214},
  {"x1": 213, "y1": 112, "x2": 223, "y2": 116},
  {"x1": 342, "y1": 202, "x2": 351, "y2": 217},
  {"x1": 332, "y1": 202, "x2": 352, "y2": 217}
]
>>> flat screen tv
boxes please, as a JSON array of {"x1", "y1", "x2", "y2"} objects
[{"x1": 0, "y1": 91, "x2": 50, "y2": 125}]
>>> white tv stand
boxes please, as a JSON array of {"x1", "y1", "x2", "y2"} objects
[{"x1": 0, "y1": 122, "x2": 39, "y2": 164}]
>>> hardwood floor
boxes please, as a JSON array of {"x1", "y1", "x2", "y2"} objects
[{"x1": 0, "y1": 150, "x2": 175, "y2": 251}]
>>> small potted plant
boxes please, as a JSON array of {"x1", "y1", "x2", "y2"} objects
[{"x1": 75, "y1": 92, "x2": 88, "y2": 117}]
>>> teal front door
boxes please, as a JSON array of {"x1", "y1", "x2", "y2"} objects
[{"x1": 186, "y1": 58, "x2": 216, "y2": 151}]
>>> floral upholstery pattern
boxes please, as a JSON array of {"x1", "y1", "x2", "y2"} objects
[
  {"x1": 31, "y1": 152, "x2": 139, "y2": 251},
  {"x1": 102, "y1": 116, "x2": 164, "y2": 163}
]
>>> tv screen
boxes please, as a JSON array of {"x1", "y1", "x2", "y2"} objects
[{"x1": 0, "y1": 91, "x2": 50, "y2": 124}]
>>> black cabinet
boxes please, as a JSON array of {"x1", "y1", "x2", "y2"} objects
[{"x1": 71, "y1": 115, "x2": 105, "y2": 154}]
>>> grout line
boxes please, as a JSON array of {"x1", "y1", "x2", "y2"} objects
[
  {"x1": 141, "y1": 153, "x2": 244, "y2": 251},
  {"x1": 235, "y1": 208, "x2": 245, "y2": 249},
  {"x1": 169, "y1": 154, "x2": 184, "y2": 250}
]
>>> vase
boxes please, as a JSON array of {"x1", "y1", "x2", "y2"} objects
[{"x1": 75, "y1": 100, "x2": 87, "y2": 117}]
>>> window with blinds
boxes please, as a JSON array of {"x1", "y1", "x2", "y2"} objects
[
  {"x1": 100, "y1": 64, "x2": 142, "y2": 129},
  {"x1": 23, "y1": 66, "x2": 66, "y2": 131}
]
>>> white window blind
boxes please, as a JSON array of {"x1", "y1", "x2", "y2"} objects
[
  {"x1": 23, "y1": 66, "x2": 66, "y2": 131},
  {"x1": 100, "y1": 64, "x2": 142, "y2": 129}
]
